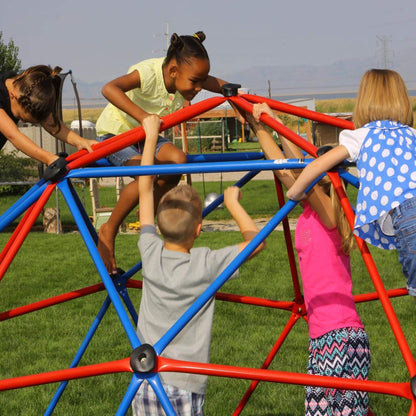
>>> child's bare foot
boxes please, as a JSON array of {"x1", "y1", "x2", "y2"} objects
[{"x1": 98, "y1": 222, "x2": 117, "y2": 274}]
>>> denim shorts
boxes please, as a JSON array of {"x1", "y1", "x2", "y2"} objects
[
  {"x1": 97, "y1": 134, "x2": 170, "y2": 166},
  {"x1": 391, "y1": 196, "x2": 416, "y2": 296}
]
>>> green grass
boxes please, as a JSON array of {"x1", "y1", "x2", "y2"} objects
[
  {"x1": 0, "y1": 178, "x2": 413, "y2": 415},
  {"x1": 0, "y1": 226, "x2": 414, "y2": 414}
]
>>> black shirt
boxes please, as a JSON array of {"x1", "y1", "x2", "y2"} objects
[{"x1": 0, "y1": 71, "x2": 18, "y2": 150}]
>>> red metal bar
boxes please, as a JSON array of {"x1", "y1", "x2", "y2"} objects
[
  {"x1": 157, "y1": 357, "x2": 413, "y2": 400},
  {"x1": 241, "y1": 94, "x2": 354, "y2": 130},
  {"x1": 0, "y1": 184, "x2": 55, "y2": 281},
  {"x1": 0, "y1": 358, "x2": 131, "y2": 391},
  {"x1": 0, "y1": 282, "x2": 106, "y2": 321},
  {"x1": 273, "y1": 175, "x2": 303, "y2": 304},
  {"x1": 230, "y1": 95, "x2": 319, "y2": 157},
  {"x1": 65, "y1": 96, "x2": 228, "y2": 170},
  {"x1": 354, "y1": 288, "x2": 408, "y2": 303},
  {"x1": 0, "y1": 205, "x2": 35, "y2": 264},
  {"x1": 233, "y1": 312, "x2": 302, "y2": 415}
]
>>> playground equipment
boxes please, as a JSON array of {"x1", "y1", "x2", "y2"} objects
[{"x1": 0, "y1": 87, "x2": 415, "y2": 415}]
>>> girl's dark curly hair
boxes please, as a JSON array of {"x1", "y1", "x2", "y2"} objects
[
  {"x1": 164, "y1": 31, "x2": 209, "y2": 67},
  {"x1": 13, "y1": 65, "x2": 62, "y2": 133}
]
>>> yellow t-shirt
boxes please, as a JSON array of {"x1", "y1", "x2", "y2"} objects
[{"x1": 96, "y1": 57, "x2": 186, "y2": 136}]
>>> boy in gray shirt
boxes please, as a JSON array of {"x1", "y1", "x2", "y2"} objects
[{"x1": 132, "y1": 115, "x2": 265, "y2": 416}]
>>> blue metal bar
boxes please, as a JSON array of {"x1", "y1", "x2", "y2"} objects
[
  {"x1": 187, "y1": 152, "x2": 264, "y2": 163},
  {"x1": 118, "y1": 261, "x2": 142, "y2": 283},
  {"x1": 45, "y1": 296, "x2": 112, "y2": 415},
  {"x1": 66, "y1": 159, "x2": 308, "y2": 180},
  {"x1": 148, "y1": 376, "x2": 177, "y2": 416},
  {"x1": 113, "y1": 275, "x2": 138, "y2": 325},
  {"x1": 58, "y1": 180, "x2": 140, "y2": 348},
  {"x1": 0, "y1": 180, "x2": 48, "y2": 231},
  {"x1": 202, "y1": 170, "x2": 260, "y2": 217},
  {"x1": 64, "y1": 179, "x2": 98, "y2": 240},
  {"x1": 116, "y1": 374, "x2": 144, "y2": 416}
]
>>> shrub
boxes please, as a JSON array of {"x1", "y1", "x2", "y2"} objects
[{"x1": 0, "y1": 150, "x2": 38, "y2": 195}]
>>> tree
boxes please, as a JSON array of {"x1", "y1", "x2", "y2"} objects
[{"x1": 0, "y1": 31, "x2": 21, "y2": 73}]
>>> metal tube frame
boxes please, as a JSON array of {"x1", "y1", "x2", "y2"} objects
[{"x1": 0, "y1": 94, "x2": 414, "y2": 415}]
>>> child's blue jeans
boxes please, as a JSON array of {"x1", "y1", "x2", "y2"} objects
[
  {"x1": 392, "y1": 196, "x2": 416, "y2": 296},
  {"x1": 97, "y1": 134, "x2": 170, "y2": 166}
]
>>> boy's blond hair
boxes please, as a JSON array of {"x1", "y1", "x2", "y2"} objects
[
  {"x1": 353, "y1": 69, "x2": 413, "y2": 128},
  {"x1": 156, "y1": 184, "x2": 203, "y2": 243}
]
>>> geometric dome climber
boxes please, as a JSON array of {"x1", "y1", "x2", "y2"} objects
[{"x1": 0, "y1": 91, "x2": 415, "y2": 415}]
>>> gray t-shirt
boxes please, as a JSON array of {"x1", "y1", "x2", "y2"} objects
[{"x1": 137, "y1": 225, "x2": 239, "y2": 394}]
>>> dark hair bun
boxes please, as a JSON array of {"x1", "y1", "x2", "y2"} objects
[{"x1": 193, "y1": 31, "x2": 206, "y2": 43}]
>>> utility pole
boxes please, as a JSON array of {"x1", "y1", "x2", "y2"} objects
[
  {"x1": 268, "y1": 80, "x2": 271, "y2": 98},
  {"x1": 153, "y1": 22, "x2": 170, "y2": 54},
  {"x1": 165, "y1": 22, "x2": 169, "y2": 51},
  {"x1": 376, "y1": 35, "x2": 393, "y2": 69}
]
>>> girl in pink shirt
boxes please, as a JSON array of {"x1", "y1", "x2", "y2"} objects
[{"x1": 248, "y1": 103, "x2": 371, "y2": 416}]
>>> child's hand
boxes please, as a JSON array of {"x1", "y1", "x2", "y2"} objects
[
  {"x1": 77, "y1": 137, "x2": 97, "y2": 152},
  {"x1": 252, "y1": 103, "x2": 274, "y2": 122},
  {"x1": 142, "y1": 114, "x2": 161, "y2": 142},
  {"x1": 224, "y1": 186, "x2": 242, "y2": 207}
]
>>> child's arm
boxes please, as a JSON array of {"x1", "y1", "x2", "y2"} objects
[
  {"x1": 224, "y1": 186, "x2": 265, "y2": 259},
  {"x1": 247, "y1": 104, "x2": 295, "y2": 189},
  {"x1": 201, "y1": 75, "x2": 227, "y2": 94},
  {"x1": 138, "y1": 114, "x2": 161, "y2": 227},
  {"x1": 286, "y1": 145, "x2": 350, "y2": 201},
  {"x1": 250, "y1": 103, "x2": 337, "y2": 228},
  {"x1": 43, "y1": 118, "x2": 97, "y2": 153},
  {"x1": 101, "y1": 71, "x2": 151, "y2": 124},
  {"x1": 0, "y1": 109, "x2": 58, "y2": 165}
]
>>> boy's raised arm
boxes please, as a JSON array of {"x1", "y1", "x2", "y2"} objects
[
  {"x1": 138, "y1": 115, "x2": 161, "y2": 227},
  {"x1": 224, "y1": 186, "x2": 265, "y2": 259}
]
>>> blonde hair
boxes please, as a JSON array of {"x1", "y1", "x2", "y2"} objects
[
  {"x1": 157, "y1": 184, "x2": 202, "y2": 243},
  {"x1": 319, "y1": 176, "x2": 355, "y2": 255},
  {"x1": 353, "y1": 69, "x2": 413, "y2": 128}
]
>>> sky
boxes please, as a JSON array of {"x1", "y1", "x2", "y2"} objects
[{"x1": 1, "y1": 0, "x2": 416, "y2": 89}]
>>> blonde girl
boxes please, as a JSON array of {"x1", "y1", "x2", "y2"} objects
[{"x1": 287, "y1": 69, "x2": 416, "y2": 297}]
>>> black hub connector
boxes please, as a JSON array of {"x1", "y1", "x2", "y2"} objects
[
  {"x1": 42, "y1": 156, "x2": 68, "y2": 182},
  {"x1": 411, "y1": 375, "x2": 416, "y2": 399},
  {"x1": 316, "y1": 145, "x2": 334, "y2": 157},
  {"x1": 220, "y1": 83, "x2": 242, "y2": 97},
  {"x1": 130, "y1": 344, "x2": 156, "y2": 373}
]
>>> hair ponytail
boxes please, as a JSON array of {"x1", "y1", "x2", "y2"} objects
[
  {"x1": 164, "y1": 31, "x2": 209, "y2": 67},
  {"x1": 13, "y1": 65, "x2": 62, "y2": 133},
  {"x1": 330, "y1": 181, "x2": 355, "y2": 255}
]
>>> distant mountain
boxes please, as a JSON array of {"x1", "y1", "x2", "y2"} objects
[{"x1": 61, "y1": 48, "x2": 416, "y2": 107}]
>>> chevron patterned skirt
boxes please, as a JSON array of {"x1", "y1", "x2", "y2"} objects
[{"x1": 305, "y1": 327, "x2": 371, "y2": 416}]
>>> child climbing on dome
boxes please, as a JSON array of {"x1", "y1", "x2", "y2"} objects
[
  {"x1": 131, "y1": 114, "x2": 265, "y2": 415},
  {"x1": 0, "y1": 65, "x2": 95, "y2": 166},
  {"x1": 287, "y1": 68, "x2": 416, "y2": 298},
  {"x1": 247, "y1": 102, "x2": 371, "y2": 416},
  {"x1": 96, "y1": 31, "x2": 229, "y2": 275}
]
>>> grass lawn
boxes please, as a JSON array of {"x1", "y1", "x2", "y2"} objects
[{"x1": 0, "y1": 179, "x2": 414, "y2": 415}]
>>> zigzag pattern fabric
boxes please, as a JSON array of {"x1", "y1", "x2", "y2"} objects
[{"x1": 305, "y1": 327, "x2": 371, "y2": 416}]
